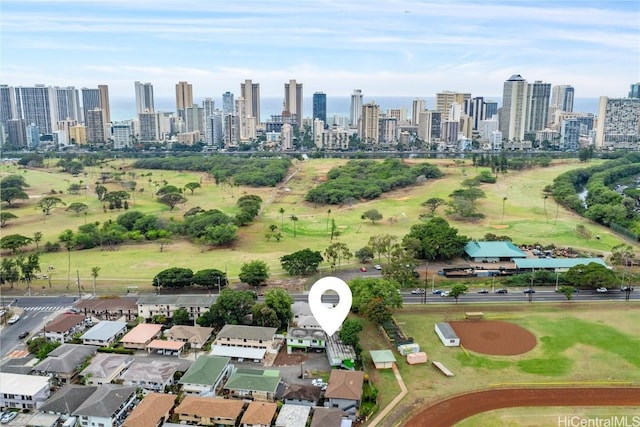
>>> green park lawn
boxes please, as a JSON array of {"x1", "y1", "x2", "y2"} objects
[
  {"x1": 0, "y1": 157, "x2": 635, "y2": 294},
  {"x1": 367, "y1": 302, "x2": 640, "y2": 426}
]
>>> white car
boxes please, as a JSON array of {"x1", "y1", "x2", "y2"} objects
[
  {"x1": 1, "y1": 412, "x2": 18, "y2": 424},
  {"x1": 374, "y1": 264, "x2": 382, "y2": 270},
  {"x1": 7, "y1": 315, "x2": 20, "y2": 325},
  {"x1": 440, "y1": 291, "x2": 450, "y2": 297},
  {"x1": 596, "y1": 287, "x2": 608, "y2": 293}
]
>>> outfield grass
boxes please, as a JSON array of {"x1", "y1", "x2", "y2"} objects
[
  {"x1": 375, "y1": 303, "x2": 640, "y2": 426},
  {"x1": 1, "y1": 157, "x2": 636, "y2": 294}
]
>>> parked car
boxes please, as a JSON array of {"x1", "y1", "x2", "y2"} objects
[
  {"x1": 374, "y1": 264, "x2": 382, "y2": 270},
  {"x1": 523, "y1": 288, "x2": 536, "y2": 294},
  {"x1": 596, "y1": 287, "x2": 608, "y2": 293},
  {"x1": 1, "y1": 412, "x2": 18, "y2": 424},
  {"x1": 432, "y1": 289, "x2": 442, "y2": 295},
  {"x1": 495, "y1": 289, "x2": 508, "y2": 294},
  {"x1": 411, "y1": 288, "x2": 426, "y2": 294},
  {"x1": 477, "y1": 289, "x2": 489, "y2": 294},
  {"x1": 18, "y1": 331, "x2": 29, "y2": 339}
]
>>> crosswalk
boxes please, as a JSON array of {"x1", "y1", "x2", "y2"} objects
[{"x1": 20, "y1": 306, "x2": 70, "y2": 312}]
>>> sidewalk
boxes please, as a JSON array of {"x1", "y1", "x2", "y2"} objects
[{"x1": 367, "y1": 363, "x2": 407, "y2": 427}]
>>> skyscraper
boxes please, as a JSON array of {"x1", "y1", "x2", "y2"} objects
[
  {"x1": 81, "y1": 88, "x2": 100, "y2": 124},
  {"x1": 55, "y1": 87, "x2": 81, "y2": 122},
  {"x1": 526, "y1": 81, "x2": 551, "y2": 133},
  {"x1": 98, "y1": 85, "x2": 111, "y2": 140},
  {"x1": 284, "y1": 79, "x2": 303, "y2": 125},
  {"x1": 359, "y1": 102, "x2": 379, "y2": 144},
  {"x1": 14, "y1": 85, "x2": 56, "y2": 134},
  {"x1": 629, "y1": 83, "x2": 640, "y2": 99},
  {"x1": 313, "y1": 92, "x2": 326, "y2": 123},
  {"x1": 175, "y1": 81, "x2": 193, "y2": 120},
  {"x1": 135, "y1": 81, "x2": 155, "y2": 114},
  {"x1": 86, "y1": 108, "x2": 105, "y2": 143},
  {"x1": 222, "y1": 92, "x2": 234, "y2": 117},
  {"x1": 436, "y1": 91, "x2": 471, "y2": 121},
  {"x1": 464, "y1": 97, "x2": 485, "y2": 130},
  {"x1": 595, "y1": 97, "x2": 640, "y2": 149},
  {"x1": 551, "y1": 85, "x2": 575, "y2": 112},
  {"x1": 499, "y1": 74, "x2": 528, "y2": 142},
  {"x1": 240, "y1": 80, "x2": 260, "y2": 122},
  {"x1": 350, "y1": 89, "x2": 363, "y2": 127},
  {"x1": 0, "y1": 85, "x2": 16, "y2": 127},
  {"x1": 412, "y1": 98, "x2": 426, "y2": 125}
]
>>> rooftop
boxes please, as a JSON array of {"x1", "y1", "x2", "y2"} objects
[
  {"x1": 122, "y1": 393, "x2": 175, "y2": 427},
  {"x1": 175, "y1": 396, "x2": 243, "y2": 420},
  {"x1": 146, "y1": 339, "x2": 186, "y2": 351},
  {"x1": 121, "y1": 323, "x2": 162, "y2": 344},
  {"x1": 369, "y1": 349, "x2": 397, "y2": 364},
  {"x1": 81, "y1": 353, "x2": 132, "y2": 379},
  {"x1": 119, "y1": 359, "x2": 184, "y2": 384},
  {"x1": 74, "y1": 384, "x2": 137, "y2": 418},
  {"x1": 137, "y1": 295, "x2": 216, "y2": 306},
  {"x1": 275, "y1": 404, "x2": 311, "y2": 427},
  {"x1": 514, "y1": 257, "x2": 608, "y2": 270},
  {"x1": 81, "y1": 321, "x2": 127, "y2": 341},
  {"x1": 165, "y1": 325, "x2": 213, "y2": 344},
  {"x1": 45, "y1": 314, "x2": 86, "y2": 333},
  {"x1": 39, "y1": 384, "x2": 97, "y2": 414},
  {"x1": 0, "y1": 372, "x2": 50, "y2": 396},
  {"x1": 311, "y1": 408, "x2": 351, "y2": 427},
  {"x1": 179, "y1": 355, "x2": 230, "y2": 386},
  {"x1": 464, "y1": 241, "x2": 527, "y2": 258},
  {"x1": 240, "y1": 401, "x2": 278, "y2": 425},
  {"x1": 436, "y1": 323, "x2": 459, "y2": 340},
  {"x1": 216, "y1": 324, "x2": 276, "y2": 342},
  {"x1": 33, "y1": 344, "x2": 98, "y2": 375},
  {"x1": 74, "y1": 297, "x2": 137, "y2": 312},
  {"x1": 224, "y1": 368, "x2": 280, "y2": 393},
  {"x1": 324, "y1": 370, "x2": 364, "y2": 401},
  {"x1": 209, "y1": 345, "x2": 266, "y2": 360}
]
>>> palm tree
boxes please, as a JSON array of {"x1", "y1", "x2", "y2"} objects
[
  {"x1": 501, "y1": 197, "x2": 507, "y2": 224},
  {"x1": 544, "y1": 195, "x2": 549, "y2": 222},
  {"x1": 91, "y1": 266, "x2": 100, "y2": 296},
  {"x1": 279, "y1": 208, "x2": 285, "y2": 229},
  {"x1": 290, "y1": 215, "x2": 299, "y2": 237},
  {"x1": 326, "y1": 209, "x2": 332, "y2": 231}
]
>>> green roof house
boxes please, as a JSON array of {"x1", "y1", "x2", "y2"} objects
[
  {"x1": 224, "y1": 368, "x2": 281, "y2": 402},
  {"x1": 179, "y1": 356, "x2": 231, "y2": 396}
]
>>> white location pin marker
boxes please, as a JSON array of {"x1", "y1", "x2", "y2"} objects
[{"x1": 308, "y1": 276, "x2": 352, "y2": 337}]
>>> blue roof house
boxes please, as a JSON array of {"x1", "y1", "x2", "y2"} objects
[{"x1": 464, "y1": 241, "x2": 527, "y2": 262}]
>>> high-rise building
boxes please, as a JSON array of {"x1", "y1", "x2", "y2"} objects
[
  {"x1": 138, "y1": 111, "x2": 159, "y2": 141},
  {"x1": 6, "y1": 118, "x2": 27, "y2": 147},
  {"x1": 595, "y1": 97, "x2": 640, "y2": 149},
  {"x1": 464, "y1": 97, "x2": 485, "y2": 130},
  {"x1": 208, "y1": 111, "x2": 223, "y2": 147},
  {"x1": 86, "y1": 108, "x2": 105, "y2": 143},
  {"x1": 436, "y1": 91, "x2": 471, "y2": 121},
  {"x1": 359, "y1": 102, "x2": 380, "y2": 144},
  {"x1": 526, "y1": 81, "x2": 551, "y2": 133},
  {"x1": 629, "y1": 83, "x2": 640, "y2": 99},
  {"x1": 313, "y1": 92, "x2": 327, "y2": 123},
  {"x1": 201, "y1": 98, "x2": 215, "y2": 145},
  {"x1": 112, "y1": 122, "x2": 133, "y2": 149},
  {"x1": 14, "y1": 85, "x2": 56, "y2": 134},
  {"x1": 551, "y1": 85, "x2": 575, "y2": 112},
  {"x1": 185, "y1": 104, "x2": 203, "y2": 134},
  {"x1": 81, "y1": 88, "x2": 100, "y2": 124},
  {"x1": 412, "y1": 98, "x2": 426, "y2": 125},
  {"x1": 284, "y1": 80, "x2": 303, "y2": 126},
  {"x1": 378, "y1": 117, "x2": 398, "y2": 144},
  {"x1": 417, "y1": 110, "x2": 441, "y2": 143},
  {"x1": 222, "y1": 92, "x2": 234, "y2": 117},
  {"x1": 0, "y1": 85, "x2": 16, "y2": 127},
  {"x1": 135, "y1": 82, "x2": 155, "y2": 114},
  {"x1": 55, "y1": 87, "x2": 81, "y2": 122},
  {"x1": 240, "y1": 80, "x2": 260, "y2": 123},
  {"x1": 98, "y1": 84, "x2": 111, "y2": 137},
  {"x1": 499, "y1": 74, "x2": 528, "y2": 142},
  {"x1": 560, "y1": 118, "x2": 580, "y2": 151},
  {"x1": 350, "y1": 89, "x2": 363, "y2": 127},
  {"x1": 175, "y1": 81, "x2": 193, "y2": 120}
]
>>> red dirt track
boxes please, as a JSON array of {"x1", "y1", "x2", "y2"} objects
[
  {"x1": 404, "y1": 387, "x2": 640, "y2": 427},
  {"x1": 449, "y1": 320, "x2": 537, "y2": 355}
]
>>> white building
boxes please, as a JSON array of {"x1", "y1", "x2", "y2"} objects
[{"x1": 0, "y1": 373, "x2": 51, "y2": 410}]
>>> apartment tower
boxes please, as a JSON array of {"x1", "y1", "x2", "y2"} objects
[
  {"x1": 175, "y1": 81, "x2": 193, "y2": 120},
  {"x1": 240, "y1": 80, "x2": 260, "y2": 123},
  {"x1": 499, "y1": 74, "x2": 528, "y2": 142},
  {"x1": 350, "y1": 89, "x2": 363, "y2": 127},
  {"x1": 284, "y1": 80, "x2": 303, "y2": 126},
  {"x1": 134, "y1": 82, "x2": 155, "y2": 114}
]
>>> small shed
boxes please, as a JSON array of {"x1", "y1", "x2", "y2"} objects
[
  {"x1": 369, "y1": 350, "x2": 396, "y2": 369},
  {"x1": 435, "y1": 323, "x2": 460, "y2": 347},
  {"x1": 407, "y1": 352, "x2": 427, "y2": 365}
]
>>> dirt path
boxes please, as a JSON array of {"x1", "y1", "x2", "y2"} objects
[{"x1": 404, "y1": 387, "x2": 640, "y2": 427}]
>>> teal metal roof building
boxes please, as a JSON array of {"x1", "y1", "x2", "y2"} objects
[
  {"x1": 514, "y1": 258, "x2": 608, "y2": 271},
  {"x1": 464, "y1": 241, "x2": 527, "y2": 261}
]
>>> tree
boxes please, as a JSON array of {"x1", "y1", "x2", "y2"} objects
[
  {"x1": 0, "y1": 212, "x2": 18, "y2": 227},
  {"x1": 59, "y1": 229, "x2": 74, "y2": 288},
  {"x1": 609, "y1": 244, "x2": 635, "y2": 266},
  {"x1": 361, "y1": 209, "x2": 383, "y2": 224},
  {"x1": 368, "y1": 234, "x2": 397, "y2": 263},
  {"x1": 338, "y1": 318, "x2": 363, "y2": 348},
  {"x1": 290, "y1": 215, "x2": 299, "y2": 237},
  {"x1": 91, "y1": 266, "x2": 100, "y2": 296},
  {"x1": 156, "y1": 185, "x2": 181, "y2": 196},
  {"x1": 153, "y1": 267, "x2": 194, "y2": 289},
  {"x1": 280, "y1": 249, "x2": 324, "y2": 276},
  {"x1": 203, "y1": 223, "x2": 237, "y2": 246},
  {"x1": 239, "y1": 260, "x2": 269, "y2": 287},
  {"x1": 172, "y1": 308, "x2": 192, "y2": 325},
  {"x1": 448, "y1": 284, "x2": 468, "y2": 303},
  {"x1": 349, "y1": 277, "x2": 403, "y2": 318},
  {"x1": 364, "y1": 297, "x2": 394, "y2": 325},
  {"x1": 16, "y1": 253, "x2": 40, "y2": 295},
  {"x1": 382, "y1": 245, "x2": 418, "y2": 287},
  {"x1": 192, "y1": 269, "x2": 228, "y2": 290},
  {"x1": 66, "y1": 202, "x2": 89, "y2": 216},
  {"x1": 251, "y1": 303, "x2": 280, "y2": 328},
  {"x1": 68, "y1": 183, "x2": 82, "y2": 194},
  {"x1": 0, "y1": 258, "x2": 20, "y2": 288},
  {"x1": 197, "y1": 289, "x2": 257, "y2": 328},
  {"x1": 421, "y1": 197, "x2": 446, "y2": 215},
  {"x1": 564, "y1": 262, "x2": 617, "y2": 290},
  {"x1": 95, "y1": 184, "x2": 107, "y2": 201},
  {"x1": 33, "y1": 231, "x2": 42, "y2": 250},
  {"x1": 324, "y1": 242, "x2": 352, "y2": 270},
  {"x1": 279, "y1": 207, "x2": 285, "y2": 229},
  {"x1": 355, "y1": 246, "x2": 374, "y2": 263},
  {"x1": 0, "y1": 187, "x2": 29, "y2": 206},
  {"x1": 184, "y1": 182, "x2": 201, "y2": 195},
  {"x1": 0, "y1": 234, "x2": 33, "y2": 254},
  {"x1": 264, "y1": 288, "x2": 294, "y2": 331},
  {"x1": 37, "y1": 196, "x2": 65, "y2": 215},
  {"x1": 558, "y1": 286, "x2": 576, "y2": 301},
  {"x1": 103, "y1": 191, "x2": 130, "y2": 209},
  {"x1": 159, "y1": 193, "x2": 187, "y2": 210},
  {"x1": 403, "y1": 217, "x2": 468, "y2": 261},
  {"x1": 1, "y1": 174, "x2": 28, "y2": 190}
]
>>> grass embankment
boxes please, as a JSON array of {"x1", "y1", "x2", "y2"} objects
[
  {"x1": 361, "y1": 302, "x2": 640, "y2": 426},
  {"x1": 0, "y1": 157, "x2": 634, "y2": 295}
]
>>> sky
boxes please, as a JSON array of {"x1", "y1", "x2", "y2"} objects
[{"x1": 1, "y1": 0, "x2": 639, "y2": 100}]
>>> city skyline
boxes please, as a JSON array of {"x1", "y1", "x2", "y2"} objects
[{"x1": 2, "y1": 1, "x2": 637, "y2": 99}]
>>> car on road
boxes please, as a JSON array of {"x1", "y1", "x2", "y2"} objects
[
  {"x1": 440, "y1": 291, "x2": 450, "y2": 297},
  {"x1": 495, "y1": 288, "x2": 508, "y2": 294},
  {"x1": 411, "y1": 288, "x2": 426, "y2": 294},
  {"x1": 359, "y1": 267, "x2": 367, "y2": 272},
  {"x1": 523, "y1": 288, "x2": 536, "y2": 293},
  {"x1": 374, "y1": 264, "x2": 382, "y2": 270},
  {"x1": 621, "y1": 286, "x2": 634, "y2": 292},
  {"x1": 7, "y1": 315, "x2": 20, "y2": 324},
  {"x1": 1, "y1": 412, "x2": 18, "y2": 424},
  {"x1": 477, "y1": 289, "x2": 489, "y2": 294},
  {"x1": 18, "y1": 331, "x2": 29, "y2": 339},
  {"x1": 596, "y1": 287, "x2": 608, "y2": 293},
  {"x1": 432, "y1": 289, "x2": 442, "y2": 295}
]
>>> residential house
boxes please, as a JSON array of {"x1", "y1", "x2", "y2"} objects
[
  {"x1": 223, "y1": 368, "x2": 281, "y2": 402},
  {"x1": 240, "y1": 401, "x2": 277, "y2": 427},
  {"x1": 324, "y1": 370, "x2": 364, "y2": 420},
  {"x1": 146, "y1": 339, "x2": 186, "y2": 357},
  {"x1": 80, "y1": 321, "x2": 128, "y2": 346},
  {"x1": 32, "y1": 344, "x2": 98, "y2": 384},
  {"x1": 0, "y1": 373, "x2": 51, "y2": 410},
  {"x1": 38, "y1": 385, "x2": 97, "y2": 420},
  {"x1": 44, "y1": 314, "x2": 87, "y2": 343},
  {"x1": 282, "y1": 384, "x2": 322, "y2": 407},
  {"x1": 73, "y1": 384, "x2": 137, "y2": 427},
  {"x1": 291, "y1": 301, "x2": 329, "y2": 329},
  {"x1": 274, "y1": 404, "x2": 311, "y2": 427},
  {"x1": 210, "y1": 325, "x2": 277, "y2": 362},
  {"x1": 174, "y1": 396, "x2": 244, "y2": 426},
  {"x1": 310, "y1": 408, "x2": 352, "y2": 427},
  {"x1": 74, "y1": 297, "x2": 138, "y2": 322},
  {"x1": 137, "y1": 295, "x2": 215, "y2": 322},
  {"x1": 179, "y1": 356, "x2": 232, "y2": 396},
  {"x1": 286, "y1": 328, "x2": 326, "y2": 354},
  {"x1": 119, "y1": 359, "x2": 188, "y2": 392},
  {"x1": 80, "y1": 354, "x2": 132, "y2": 385},
  {"x1": 120, "y1": 323, "x2": 162, "y2": 350},
  {"x1": 164, "y1": 325, "x2": 213, "y2": 350},
  {"x1": 122, "y1": 392, "x2": 175, "y2": 427}
]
